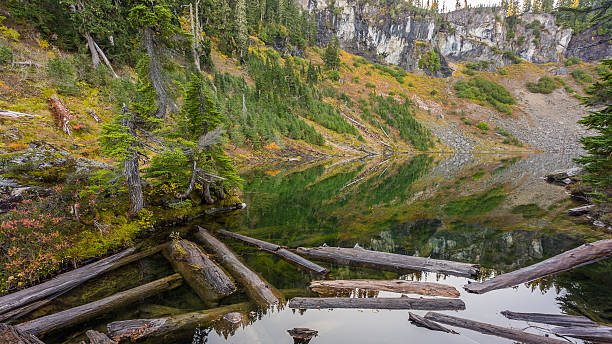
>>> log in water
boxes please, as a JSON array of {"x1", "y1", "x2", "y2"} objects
[
  {"x1": 216, "y1": 229, "x2": 328, "y2": 274},
  {"x1": 464, "y1": 239, "x2": 612, "y2": 294},
  {"x1": 501, "y1": 310, "x2": 598, "y2": 327},
  {"x1": 296, "y1": 246, "x2": 480, "y2": 278},
  {"x1": 195, "y1": 227, "x2": 282, "y2": 307},
  {"x1": 424, "y1": 312, "x2": 568, "y2": 344},
  {"x1": 310, "y1": 279, "x2": 460, "y2": 297},
  {"x1": 164, "y1": 239, "x2": 236, "y2": 306},
  {"x1": 552, "y1": 325, "x2": 612, "y2": 343},
  {"x1": 288, "y1": 297, "x2": 465, "y2": 310},
  {"x1": 15, "y1": 274, "x2": 182, "y2": 336},
  {"x1": 408, "y1": 312, "x2": 458, "y2": 334}
]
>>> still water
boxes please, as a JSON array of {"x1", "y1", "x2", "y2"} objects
[{"x1": 40, "y1": 153, "x2": 612, "y2": 344}]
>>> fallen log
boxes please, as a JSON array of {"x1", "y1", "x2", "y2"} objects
[
  {"x1": 48, "y1": 94, "x2": 73, "y2": 136},
  {"x1": 296, "y1": 246, "x2": 480, "y2": 278},
  {"x1": 424, "y1": 312, "x2": 568, "y2": 344},
  {"x1": 163, "y1": 239, "x2": 236, "y2": 306},
  {"x1": 107, "y1": 303, "x2": 250, "y2": 342},
  {"x1": 501, "y1": 310, "x2": 598, "y2": 327},
  {"x1": 408, "y1": 312, "x2": 457, "y2": 334},
  {"x1": 216, "y1": 230, "x2": 329, "y2": 274},
  {"x1": 0, "y1": 109, "x2": 40, "y2": 118},
  {"x1": 310, "y1": 279, "x2": 460, "y2": 297},
  {"x1": 0, "y1": 323, "x2": 45, "y2": 344},
  {"x1": 567, "y1": 205, "x2": 593, "y2": 216},
  {"x1": 194, "y1": 227, "x2": 282, "y2": 307},
  {"x1": 464, "y1": 239, "x2": 612, "y2": 294},
  {"x1": 553, "y1": 325, "x2": 612, "y2": 343},
  {"x1": 85, "y1": 330, "x2": 116, "y2": 344},
  {"x1": 287, "y1": 297, "x2": 465, "y2": 311},
  {"x1": 0, "y1": 299, "x2": 54, "y2": 324},
  {"x1": 15, "y1": 274, "x2": 183, "y2": 336}
]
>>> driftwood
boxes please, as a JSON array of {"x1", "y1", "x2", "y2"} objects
[
  {"x1": 163, "y1": 240, "x2": 236, "y2": 306},
  {"x1": 501, "y1": 310, "x2": 598, "y2": 327},
  {"x1": 194, "y1": 227, "x2": 282, "y2": 307},
  {"x1": 408, "y1": 312, "x2": 457, "y2": 334},
  {"x1": 464, "y1": 239, "x2": 612, "y2": 294},
  {"x1": 48, "y1": 94, "x2": 73, "y2": 136},
  {"x1": 296, "y1": 246, "x2": 480, "y2": 278},
  {"x1": 0, "y1": 323, "x2": 45, "y2": 344},
  {"x1": 553, "y1": 325, "x2": 612, "y2": 343},
  {"x1": 107, "y1": 303, "x2": 250, "y2": 342},
  {"x1": 0, "y1": 299, "x2": 55, "y2": 324},
  {"x1": 216, "y1": 230, "x2": 328, "y2": 274},
  {"x1": 309, "y1": 280, "x2": 460, "y2": 297},
  {"x1": 85, "y1": 330, "x2": 117, "y2": 344},
  {"x1": 287, "y1": 297, "x2": 465, "y2": 311},
  {"x1": 424, "y1": 312, "x2": 568, "y2": 344},
  {"x1": 15, "y1": 274, "x2": 182, "y2": 336},
  {"x1": 288, "y1": 328, "x2": 318, "y2": 344}
]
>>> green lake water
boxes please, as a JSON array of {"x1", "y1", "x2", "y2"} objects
[{"x1": 36, "y1": 153, "x2": 612, "y2": 344}]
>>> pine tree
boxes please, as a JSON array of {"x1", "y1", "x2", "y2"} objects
[{"x1": 324, "y1": 37, "x2": 340, "y2": 70}]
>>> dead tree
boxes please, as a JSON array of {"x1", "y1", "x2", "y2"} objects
[
  {"x1": 142, "y1": 27, "x2": 170, "y2": 118},
  {"x1": 48, "y1": 94, "x2": 73, "y2": 136}
]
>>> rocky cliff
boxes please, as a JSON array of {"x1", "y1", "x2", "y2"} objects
[{"x1": 299, "y1": 0, "x2": 610, "y2": 75}]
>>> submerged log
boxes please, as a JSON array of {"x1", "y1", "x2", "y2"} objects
[
  {"x1": 552, "y1": 325, "x2": 612, "y2": 343},
  {"x1": 0, "y1": 324, "x2": 44, "y2": 344},
  {"x1": 501, "y1": 310, "x2": 598, "y2": 327},
  {"x1": 408, "y1": 312, "x2": 457, "y2": 334},
  {"x1": 310, "y1": 280, "x2": 460, "y2": 297},
  {"x1": 16, "y1": 274, "x2": 182, "y2": 336},
  {"x1": 288, "y1": 297, "x2": 465, "y2": 311},
  {"x1": 85, "y1": 330, "x2": 116, "y2": 344},
  {"x1": 296, "y1": 246, "x2": 480, "y2": 278},
  {"x1": 163, "y1": 240, "x2": 236, "y2": 306},
  {"x1": 464, "y1": 239, "x2": 612, "y2": 294},
  {"x1": 107, "y1": 303, "x2": 250, "y2": 342},
  {"x1": 216, "y1": 230, "x2": 329, "y2": 274},
  {"x1": 194, "y1": 227, "x2": 282, "y2": 307},
  {"x1": 424, "y1": 312, "x2": 568, "y2": 344},
  {"x1": 287, "y1": 328, "x2": 318, "y2": 344}
]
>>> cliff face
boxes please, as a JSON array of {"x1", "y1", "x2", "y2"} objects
[{"x1": 299, "y1": 0, "x2": 609, "y2": 75}]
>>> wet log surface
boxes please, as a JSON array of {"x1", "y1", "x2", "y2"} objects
[
  {"x1": 288, "y1": 297, "x2": 465, "y2": 310},
  {"x1": 552, "y1": 325, "x2": 612, "y2": 343},
  {"x1": 310, "y1": 280, "x2": 460, "y2": 297},
  {"x1": 216, "y1": 230, "x2": 328, "y2": 274},
  {"x1": 0, "y1": 323, "x2": 44, "y2": 344},
  {"x1": 501, "y1": 310, "x2": 598, "y2": 327},
  {"x1": 164, "y1": 240, "x2": 236, "y2": 306},
  {"x1": 424, "y1": 312, "x2": 568, "y2": 344},
  {"x1": 464, "y1": 239, "x2": 612, "y2": 294},
  {"x1": 15, "y1": 274, "x2": 183, "y2": 336},
  {"x1": 195, "y1": 227, "x2": 282, "y2": 307},
  {"x1": 85, "y1": 330, "x2": 117, "y2": 344},
  {"x1": 408, "y1": 312, "x2": 457, "y2": 334},
  {"x1": 107, "y1": 303, "x2": 250, "y2": 342},
  {"x1": 296, "y1": 246, "x2": 480, "y2": 278}
]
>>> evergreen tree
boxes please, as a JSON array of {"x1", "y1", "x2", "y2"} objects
[
  {"x1": 324, "y1": 37, "x2": 340, "y2": 70},
  {"x1": 235, "y1": 0, "x2": 249, "y2": 61}
]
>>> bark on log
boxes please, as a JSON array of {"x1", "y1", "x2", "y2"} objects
[
  {"x1": 501, "y1": 310, "x2": 598, "y2": 327},
  {"x1": 194, "y1": 227, "x2": 282, "y2": 307},
  {"x1": 163, "y1": 240, "x2": 236, "y2": 306},
  {"x1": 464, "y1": 239, "x2": 612, "y2": 294},
  {"x1": 107, "y1": 303, "x2": 250, "y2": 342},
  {"x1": 0, "y1": 323, "x2": 44, "y2": 344},
  {"x1": 15, "y1": 274, "x2": 182, "y2": 336},
  {"x1": 0, "y1": 248, "x2": 136, "y2": 316},
  {"x1": 408, "y1": 312, "x2": 458, "y2": 334},
  {"x1": 85, "y1": 330, "x2": 116, "y2": 344},
  {"x1": 309, "y1": 280, "x2": 460, "y2": 297},
  {"x1": 552, "y1": 325, "x2": 612, "y2": 343},
  {"x1": 48, "y1": 94, "x2": 73, "y2": 136},
  {"x1": 423, "y1": 312, "x2": 568, "y2": 344},
  {"x1": 216, "y1": 230, "x2": 329, "y2": 274},
  {"x1": 0, "y1": 299, "x2": 54, "y2": 324},
  {"x1": 296, "y1": 246, "x2": 480, "y2": 278},
  {"x1": 287, "y1": 297, "x2": 465, "y2": 311}
]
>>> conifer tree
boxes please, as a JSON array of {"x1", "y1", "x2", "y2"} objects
[
  {"x1": 235, "y1": 0, "x2": 249, "y2": 61},
  {"x1": 324, "y1": 37, "x2": 340, "y2": 70}
]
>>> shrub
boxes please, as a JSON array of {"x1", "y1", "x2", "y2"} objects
[
  {"x1": 596, "y1": 63, "x2": 610, "y2": 75},
  {"x1": 572, "y1": 69, "x2": 593, "y2": 84},
  {"x1": 418, "y1": 50, "x2": 441, "y2": 73},
  {"x1": 454, "y1": 77, "x2": 515, "y2": 114},
  {"x1": 327, "y1": 69, "x2": 340, "y2": 81},
  {"x1": 476, "y1": 122, "x2": 489, "y2": 131},
  {"x1": 463, "y1": 68, "x2": 476, "y2": 76},
  {"x1": 503, "y1": 51, "x2": 522, "y2": 64},
  {"x1": 365, "y1": 82, "x2": 376, "y2": 89},
  {"x1": 0, "y1": 43, "x2": 11, "y2": 65},
  {"x1": 564, "y1": 85, "x2": 574, "y2": 93},
  {"x1": 46, "y1": 57, "x2": 79, "y2": 95},
  {"x1": 565, "y1": 57, "x2": 581, "y2": 66},
  {"x1": 495, "y1": 126, "x2": 511, "y2": 136},
  {"x1": 526, "y1": 76, "x2": 557, "y2": 94}
]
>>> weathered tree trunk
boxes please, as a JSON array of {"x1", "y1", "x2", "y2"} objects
[
  {"x1": 83, "y1": 32, "x2": 101, "y2": 68},
  {"x1": 122, "y1": 111, "x2": 144, "y2": 217},
  {"x1": 194, "y1": 227, "x2": 282, "y2": 307},
  {"x1": 48, "y1": 94, "x2": 73, "y2": 136},
  {"x1": 163, "y1": 240, "x2": 236, "y2": 306},
  {"x1": 464, "y1": 239, "x2": 612, "y2": 294},
  {"x1": 0, "y1": 324, "x2": 44, "y2": 344},
  {"x1": 552, "y1": 325, "x2": 612, "y2": 342},
  {"x1": 188, "y1": 3, "x2": 201, "y2": 73},
  {"x1": 288, "y1": 297, "x2": 465, "y2": 311},
  {"x1": 309, "y1": 280, "x2": 460, "y2": 297},
  {"x1": 142, "y1": 27, "x2": 169, "y2": 118},
  {"x1": 408, "y1": 312, "x2": 457, "y2": 334},
  {"x1": 202, "y1": 181, "x2": 214, "y2": 204},
  {"x1": 15, "y1": 274, "x2": 183, "y2": 336},
  {"x1": 175, "y1": 161, "x2": 198, "y2": 199},
  {"x1": 107, "y1": 303, "x2": 250, "y2": 342},
  {"x1": 500, "y1": 310, "x2": 598, "y2": 327},
  {"x1": 296, "y1": 246, "x2": 480, "y2": 278},
  {"x1": 85, "y1": 330, "x2": 116, "y2": 344},
  {"x1": 423, "y1": 312, "x2": 568, "y2": 344},
  {"x1": 216, "y1": 230, "x2": 328, "y2": 274}
]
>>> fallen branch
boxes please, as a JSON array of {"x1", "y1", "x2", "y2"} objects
[
  {"x1": 309, "y1": 279, "x2": 460, "y2": 297},
  {"x1": 287, "y1": 297, "x2": 465, "y2": 311},
  {"x1": 464, "y1": 239, "x2": 612, "y2": 294},
  {"x1": 408, "y1": 312, "x2": 457, "y2": 334},
  {"x1": 501, "y1": 310, "x2": 598, "y2": 327},
  {"x1": 92, "y1": 40, "x2": 119, "y2": 78},
  {"x1": 0, "y1": 109, "x2": 40, "y2": 118},
  {"x1": 16, "y1": 274, "x2": 183, "y2": 336}
]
